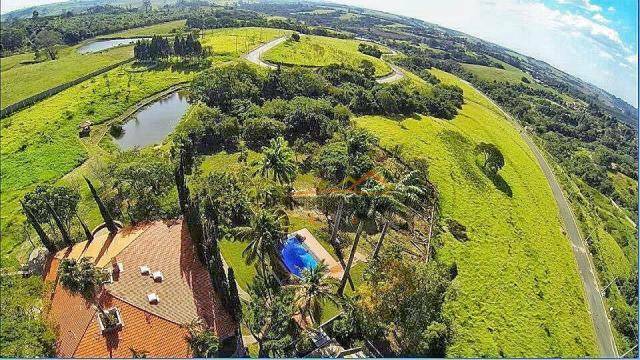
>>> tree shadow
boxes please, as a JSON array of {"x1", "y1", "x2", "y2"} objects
[{"x1": 487, "y1": 172, "x2": 512, "y2": 197}]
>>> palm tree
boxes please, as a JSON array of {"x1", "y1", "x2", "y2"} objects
[
  {"x1": 295, "y1": 262, "x2": 339, "y2": 326},
  {"x1": 372, "y1": 170, "x2": 425, "y2": 259},
  {"x1": 338, "y1": 180, "x2": 388, "y2": 296},
  {"x1": 235, "y1": 208, "x2": 287, "y2": 276},
  {"x1": 254, "y1": 137, "x2": 297, "y2": 185}
]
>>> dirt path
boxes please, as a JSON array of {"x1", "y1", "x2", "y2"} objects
[
  {"x1": 464, "y1": 79, "x2": 618, "y2": 358},
  {"x1": 244, "y1": 36, "x2": 404, "y2": 83}
]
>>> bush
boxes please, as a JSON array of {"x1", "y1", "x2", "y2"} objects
[
  {"x1": 290, "y1": 32, "x2": 301, "y2": 42},
  {"x1": 243, "y1": 117, "x2": 286, "y2": 150},
  {"x1": 358, "y1": 43, "x2": 383, "y2": 58},
  {"x1": 109, "y1": 122, "x2": 124, "y2": 138},
  {"x1": 446, "y1": 219, "x2": 468, "y2": 242}
]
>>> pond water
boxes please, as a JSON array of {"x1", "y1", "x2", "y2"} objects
[
  {"x1": 78, "y1": 38, "x2": 148, "y2": 54},
  {"x1": 113, "y1": 91, "x2": 190, "y2": 150}
]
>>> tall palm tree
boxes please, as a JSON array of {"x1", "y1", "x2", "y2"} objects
[
  {"x1": 338, "y1": 179, "x2": 390, "y2": 296},
  {"x1": 254, "y1": 137, "x2": 297, "y2": 185},
  {"x1": 295, "y1": 262, "x2": 338, "y2": 326},
  {"x1": 235, "y1": 208, "x2": 287, "y2": 276}
]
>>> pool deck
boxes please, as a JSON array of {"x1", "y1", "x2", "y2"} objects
[{"x1": 291, "y1": 228, "x2": 343, "y2": 279}]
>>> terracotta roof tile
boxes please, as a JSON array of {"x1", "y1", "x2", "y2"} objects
[
  {"x1": 74, "y1": 296, "x2": 191, "y2": 358},
  {"x1": 106, "y1": 220, "x2": 237, "y2": 339},
  {"x1": 46, "y1": 286, "x2": 96, "y2": 357},
  {"x1": 45, "y1": 219, "x2": 237, "y2": 357}
]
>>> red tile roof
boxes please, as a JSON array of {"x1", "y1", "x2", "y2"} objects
[
  {"x1": 43, "y1": 219, "x2": 237, "y2": 358},
  {"x1": 74, "y1": 296, "x2": 191, "y2": 358}
]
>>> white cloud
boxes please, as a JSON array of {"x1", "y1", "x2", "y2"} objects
[
  {"x1": 626, "y1": 54, "x2": 638, "y2": 64},
  {"x1": 581, "y1": 0, "x2": 602, "y2": 13},
  {"x1": 592, "y1": 13, "x2": 609, "y2": 24},
  {"x1": 598, "y1": 50, "x2": 613, "y2": 60},
  {"x1": 332, "y1": 0, "x2": 637, "y2": 106},
  {"x1": 607, "y1": 6, "x2": 615, "y2": 12}
]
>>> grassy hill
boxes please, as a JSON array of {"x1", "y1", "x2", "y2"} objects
[
  {"x1": 262, "y1": 34, "x2": 392, "y2": 76},
  {"x1": 356, "y1": 68, "x2": 598, "y2": 357},
  {"x1": 1, "y1": 45, "x2": 133, "y2": 107}
]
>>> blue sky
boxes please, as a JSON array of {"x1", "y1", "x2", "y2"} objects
[
  {"x1": 2, "y1": 0, "x2": 638, "y2": 106},
  {"x1": 334, "y1": 0, "x2": 638, "y2": 107}
]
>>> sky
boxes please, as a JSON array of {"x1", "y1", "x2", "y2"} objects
[
  {"x1": 2, "y1": 0, "x2": 638, "y2": 106},
  {"x1": 333, "y1": 0, "x2": 638, "y2": 107}
]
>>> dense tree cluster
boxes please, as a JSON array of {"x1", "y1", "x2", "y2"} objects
[
  {"x1": 134, "y1": 34, "x2": 206, "y2": 62},
  {"x1": 1, "y1": 4, "x2": 204, "y2": 55},
  {"x1": 185, "y1": 8, "x2": 350, "y2": 39},
  {"x1": 357, "y1": 43, "x2": 382, "y2": 58}
]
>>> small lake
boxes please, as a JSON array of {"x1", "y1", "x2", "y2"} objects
[
  {"x1": 78, "y1": 38, "x2": 148, "y2": 54},
  {"x1": 113, "y1": 91, "x2": 190, "y2": 150}
]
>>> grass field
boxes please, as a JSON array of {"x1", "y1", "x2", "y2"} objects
[
  {"x1": 356, "y1": 68, "x2": 598, "y2": 357},
  {"x1": 262, "y1": 34, "x2": 392, "y2": 77},
  {"x1": 1, "y1": 45, "x2": 133, "y2": 107},
  {"x1": 98, "y1": 19, "x2": 187, "y2": 38},
  {"x1": 462, "y1": 61, "x2": 537, "y2": 86},
  {"x1": 201, "y1": 27, "x2": 290, "y2": 62}
]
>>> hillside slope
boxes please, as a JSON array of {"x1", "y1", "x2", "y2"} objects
[{"x1": 357, "y1": 69, "x2": 598, "y2": 357}]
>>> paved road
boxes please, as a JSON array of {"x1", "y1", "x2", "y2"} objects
[
  {"x1": 376, "y1": 64, "x2": 404, "y2": 83},
  {"x1": 467, "y1": 81, "x2": 618, "y2": 358},
  {"x1": 244, "y1": 36, "x2": 404, "y2": 83},
  {"x1": 242, "y1": 36, "x2": 287, "y2": 69}
]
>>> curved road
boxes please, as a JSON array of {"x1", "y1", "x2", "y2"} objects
[
  {"x1": 244, "y1": 36, "x2": 404, "y2": 83},
  {"x1": 467, "y1": 81, "x2": 618, "y2": 358}
]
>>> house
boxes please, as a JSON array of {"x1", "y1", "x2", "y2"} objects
[{"x1": 43, "y1": 219, "x2": 237, "y2": 358}]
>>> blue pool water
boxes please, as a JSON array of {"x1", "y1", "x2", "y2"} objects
[{"x1": 280, "y1": 237, "x2": 318, "y2": 277}]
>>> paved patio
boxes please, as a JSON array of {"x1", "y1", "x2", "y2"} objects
[{"x1": 290, "y1": 228, "x2": 343, "y2": 279}]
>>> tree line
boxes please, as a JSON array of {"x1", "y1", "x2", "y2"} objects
[{"x1": 133, "y1": 34, "x2": 207, "y2": 62}]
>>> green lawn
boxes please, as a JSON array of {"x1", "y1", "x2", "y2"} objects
[
  {"x1": 1, "y1": 64, "x2": 195, "y2": 264},
  {"x1": 1, "y1": 45, "x2": 133, "y2": 107},
  {"x1": 262, "y1": 34, "x2": 391, "y2": 77},
  {"x1": 98, "y1": 19, "x2": 187, "y2": 38},
  {"x1": 356, "y1": 68, "x2": 598, "y2": 357}
]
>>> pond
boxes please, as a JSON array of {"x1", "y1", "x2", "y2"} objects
[
  {"x1": 78, "y1": 38, "x2": 149, "y2": 54},
  {"x1": 113, "y1": 91, "x2": 190, "y2": 150}
]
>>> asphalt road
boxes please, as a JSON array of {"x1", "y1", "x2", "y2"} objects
[
  {"x1": 244, "y1": 36, "x2": 405, "y2": 83},
  {"x1": 468, "y1": 81, "x2": 618, "y2": 358}
]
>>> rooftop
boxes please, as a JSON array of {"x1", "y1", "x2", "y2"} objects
[{"x1": 43, "y1": 219, "x2": 237, "y2": 358}]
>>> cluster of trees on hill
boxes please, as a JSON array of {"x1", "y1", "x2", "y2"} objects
[
  {"x1": 185, "y1": 8, "x2": 351, "y2": 39},
  {"x1": 134, "y1": 34, "x2": 206, "y2": 61},
  {"x1": 1, "y1": 3, "x2": 205, "y2": 55},
  {"x1": 170, "y1": 59, "x2": 453, "y2": 356},
  {"x1": 357, "y1": 43, "x2": 382, "y2": 58}
]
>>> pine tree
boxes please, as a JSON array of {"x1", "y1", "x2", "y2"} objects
[
  {"x1": 21, "y1": 201, "x2": 56, "y2": 253},
  {"x1": 76, "y1": 213, "x2": 94, "y2": 242},
  {"x1": 227, "y1": 267, "x2": 243, "y2": 322},
  {"x1": 45, "y1": 201, "x2": 73, "y2": 247},
  {"x1": 84, "y1": 177, "x2": 119, "y2": 234}
]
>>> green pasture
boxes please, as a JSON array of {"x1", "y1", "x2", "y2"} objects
[
  {"x1": 356, "y1": 68, "x2": 598, "y2": 357},
  {"x1": 262, "y1": 34, "x2": 391, "y2": 77}
]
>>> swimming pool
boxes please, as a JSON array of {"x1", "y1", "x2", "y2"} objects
[{"x1": 280, "y1": 236, "x2": 318, "y2": 277}]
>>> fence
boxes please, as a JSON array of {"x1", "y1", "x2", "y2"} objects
[{"x1": 1, "y1": 58, "x2": 134, "y2": 118}]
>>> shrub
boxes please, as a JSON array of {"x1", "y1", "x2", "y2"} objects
[{"x1": 243, "y1": 117, "x2": 286, "y2": 150}]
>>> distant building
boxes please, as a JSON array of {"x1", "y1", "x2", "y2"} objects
[{"x1": 43, "y1": 220, "x2": 237, "y2": 357}]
